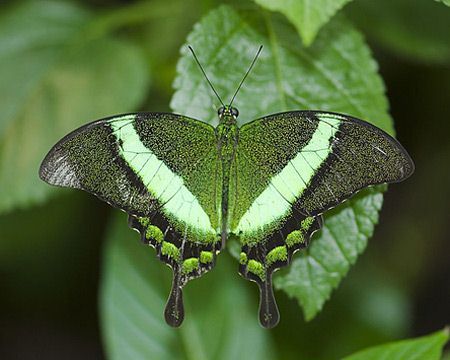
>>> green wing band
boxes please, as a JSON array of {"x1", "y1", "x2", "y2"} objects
[
  {"x1": 39, "y1": 117, "x2": 153, "y2": 215},
  {"x1": 109, "y1": 116, "x2": 215, "y2": 237},
  {"x1": 234, "y1": 116, "x2": 340, "y2": 239}
]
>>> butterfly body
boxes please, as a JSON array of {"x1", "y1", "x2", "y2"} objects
[{"x1": 216, "y1": 108, "x2": 239, "y2": 245}]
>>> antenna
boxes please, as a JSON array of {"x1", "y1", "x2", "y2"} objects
[
  {"x1": 188, "y1": 46, "x2": 225, "y2": 108},
  {"x1": 229, "y1": 45, "x2": 263, "y2": 107}
]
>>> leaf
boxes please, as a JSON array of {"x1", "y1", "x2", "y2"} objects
[
  {"x1": 342, "y1": 328, "x2": 449, "y2": 360},
  {"x1": 0, "y1": 1, "x2": 149, "y2": 213},
  {"x1": 346, "y1": 0, "x2": 450, "y2": 64},
  {"x1": 100, "y1": 213, "x2": 276, "y2": 360},
  {"x1": 253, "y1": 0, "x2": 353, "y2": 46},
  {"x1": 172, "y1": 5, "x2": 393, "y2": 320},
  {"x1": 435, "y1": 0, "x2": 450, "y2": 6},
  {"x1": 0, "y1": 1, "x2": 91, "y2": 136}
]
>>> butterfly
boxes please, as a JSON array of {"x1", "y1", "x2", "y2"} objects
[{"x1": 39, "y1": 46, "x2": 414, "y2": 328}]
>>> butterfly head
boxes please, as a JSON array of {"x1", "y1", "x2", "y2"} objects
[
  {"x1": 218, "y1": 105, "x2": 239, "y2": 120},
  {"x1": 188, "y1": 45, "x2": 263, "y2": 124}
]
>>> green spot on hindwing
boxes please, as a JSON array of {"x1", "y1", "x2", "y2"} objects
[
  {"x1": 286, "y1": 230, "x2": 304, "y2": 247},
  {"x1": 301, "y1": 217, "x2": 315, "y2": 231},
  {"x1": 182, "y1": 258, "x2": 199, "y2": 274},
  {"x1": 161, "y1": 242, "x2": 181, "y2": 261},
  {"x1": 145, "y1": 225, "x2": 164, "y2": 243},
  {"x1": 247, "y1": 259, "x2": 265, "y2": 281},
  {"x1": 138, "y1": 217, "x2": 150, "y2": 227},
  {"x1": 239, "y1": 252, "x2": 248, "y2": 265},
  {"x1": 266, "y1": 246, "x2": 288, "y2": 267},
  {"x1": 199, "y1": 251, "x2": 213, "y2": 264}
]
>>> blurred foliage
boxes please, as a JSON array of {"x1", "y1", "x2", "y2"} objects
[
  {"x1": 435, "y1": 0, "x2": 450, "y2": 7},
  {"x1": 253, "y1": 0, "x2": 352, "y2": 46},
  {"x1": 347, "y1": 0, "x2": 450, "y2": 65},
  {"x1": 0, "y1": 0, "x2": 449, "y2": 359},
  {"x1": 0, "y1": 1, "x2": 149, "y2": 213},
  {"x1": 343, "y1": 329, "x2": 449, "y2": 360}
]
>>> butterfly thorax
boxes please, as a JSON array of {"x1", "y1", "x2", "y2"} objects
[{"x1": 216, "y1": 113, "x2": 239, "y2": 244}]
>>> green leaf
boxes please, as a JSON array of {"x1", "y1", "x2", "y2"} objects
[
  {"x1": 0, "y1": 1, "x2": 149, "y2": 213},
  {"x1": 172, "y1": 5, "x2": 393, "y2": 320},
  {"x1": 435, "y1": 0, "x2": 450, "y2": 6},
  {"x1": 346, "y1": 0, "x2": 450, "y2": 64},
  {"x1": 100, "y1": 213, "x2": 275, "y2": 360},
  {"x1": 343, "y1": 328, "x2": 449, "y2": 360},
  {"x1": 0, "y1": 1, "x2": 91, "y2": 136},
  {"x1": 253, "y1": 0, "x2": 353, "y2": 46}
]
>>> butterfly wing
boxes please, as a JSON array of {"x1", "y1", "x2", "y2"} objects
[
  {"x1": 232, "y1": 110, "x2": 414, "y2": 327},
  {"x1": 40, "y1": 112, "x2": 221, "y2": 326}
]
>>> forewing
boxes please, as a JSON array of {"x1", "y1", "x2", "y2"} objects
[
  {"x1": 233, "y1": 110, "x2": 414, "y2": 237},
  {"x1": 40, "y1": 113, "x2": 219, "y2": 235}
]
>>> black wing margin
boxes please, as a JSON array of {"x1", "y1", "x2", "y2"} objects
[{"x1": 296, "y1": 111, "x2": 414, "y2": 216}]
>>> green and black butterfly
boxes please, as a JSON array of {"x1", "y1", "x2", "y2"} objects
[{"x1": 39, "y1": 46, "x2": 414, "y2": 328}]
